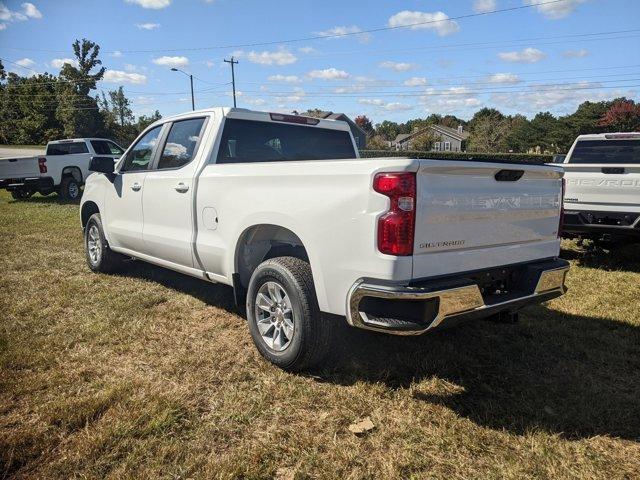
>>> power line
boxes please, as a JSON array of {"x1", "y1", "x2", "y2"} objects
[{"x1": 0, "y1": 0, "x2": 575, "y2": 54}]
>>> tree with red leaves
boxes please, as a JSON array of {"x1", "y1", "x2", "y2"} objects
[
  {"x1": 597, "y1": 99, "x2": 640, "y2": 132},
  {"x1": 355, "y1": 115, "x2": 374, "y2": 136}
]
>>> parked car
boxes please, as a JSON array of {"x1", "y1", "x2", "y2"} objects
[
  {"x1": 0, "y1": 138, "x2": 124, "y2": 200},
  {"x1": 80, "y1": 108, "x2": 569, "y2": 370},
  {"x1": 561, "y1": 132, "x2": 640, "y2": 244}
]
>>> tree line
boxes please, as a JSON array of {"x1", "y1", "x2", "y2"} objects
[
  {"x1": 356, "y1": 98, "x2": 639, "y2": 153},
  {"x1": 0, "y1": 39, "x2": 161, "y2": 147}
]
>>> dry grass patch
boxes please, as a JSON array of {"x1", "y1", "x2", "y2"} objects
[{"x1": 1, "y1": 191, "x2": 639, "y2": 479}]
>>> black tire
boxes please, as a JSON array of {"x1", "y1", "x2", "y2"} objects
[
  {"x1": 10, "y1": 187, "x2": 34, "y2": 200},
  {"x1": 246, "y1": 256, "x2": 330, "y2": 371},
  {"x1": 84, "y1": 213, "x2": 125, "y2": 273},
  {"x1": 59, "y1": 176, "x2": 81, "y2": 201}
]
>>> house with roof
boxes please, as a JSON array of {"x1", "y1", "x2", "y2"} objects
[
  {"x1": 301, "y1": 111, "x2": 368, "y2": 149},
  {"x1": 392, "y1": 124, "x2": 469, "y2": 152}
]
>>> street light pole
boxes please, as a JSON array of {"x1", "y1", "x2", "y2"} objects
[{"x1": 171, "y1": 67, "x2": 195, "y2": 111}]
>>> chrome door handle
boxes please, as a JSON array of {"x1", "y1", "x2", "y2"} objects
[
  {"x1": 131, "y1": 182, "x2": 142, "y2": 191},
  {"x1": 174, "y1": 182, "x2": 189, "y2": 193}
]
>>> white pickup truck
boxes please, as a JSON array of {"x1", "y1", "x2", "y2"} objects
[
  {"x1": 562, "y1": 132, "x2": 640, "y2": 244},
  {"x1": 80, "y1": 108, "x2": 569, "y2": 370},
  {"x1": 0, "y1": 138, "x2": 124, "y2": 200}
]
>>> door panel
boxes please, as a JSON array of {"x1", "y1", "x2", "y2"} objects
[
  {"x1": 142, "y1": 117, "x2": 207, "y2": 268},
  {"x1": 103, "y1": 125, "x2": 163, "y2": 252}
]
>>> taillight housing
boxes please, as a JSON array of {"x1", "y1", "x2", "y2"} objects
[
  {"x1": 373, "y1": 172, "x2": 416, "y2": 256},
  {"x1": 558, "y1": 177, "x2": 565, "y2": 238},
  {"x1": 38, "y1": 157, "x2": 47, "y2": 174}
]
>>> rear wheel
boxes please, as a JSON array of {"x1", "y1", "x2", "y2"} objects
[
  {"x1": 85, "y1": 213, "x2": 125, "y2": 273},
  {"x1": 59, "y1": 176, "x2": 81, "y2": 201},
  {"x1": 246, "y1": 256, "x2": 330, "y2": 371}
]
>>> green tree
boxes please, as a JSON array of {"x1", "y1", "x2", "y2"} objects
[
  {"x1": 375, "y1": 120, "x2": 401, "y2": 141},
  {"x1": 468, "y1": 113, "x2": 510, "y2": 153},
  {"x1": 56, "y1": 38, "x2": 106, "y2": 138},
  {"x1": 354, "y1": 115, "x2": 374, "y2": 136}
]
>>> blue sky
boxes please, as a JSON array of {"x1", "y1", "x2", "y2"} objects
[{"x1": 1, "y1": 0, "x2": 639, "y2": 123}]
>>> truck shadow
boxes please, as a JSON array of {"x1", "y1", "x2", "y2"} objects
[
  {"x1": 10, "y1": 195, "x2": 79, "y2": 205},
  {"x1": 560, "y1": 243, "x2": 640, "y2": 273},
  {"x1": 316, "y1": 306, "x2": 640, "y2": 441},
  {"x1": 113, "y1": 260, "x2": 640, "y2": 441}
]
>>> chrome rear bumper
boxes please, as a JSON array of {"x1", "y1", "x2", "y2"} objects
[{"x1": 346, "y1": 259, "x2": 569, "y2": 335}]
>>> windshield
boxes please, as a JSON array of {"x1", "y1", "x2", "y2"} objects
[
  {"x1": 216, "y1": 119, "x2": 356, "y2": 164},
  {"x1": 568, "y1": 139, "x2": 640, "y2": 164}
]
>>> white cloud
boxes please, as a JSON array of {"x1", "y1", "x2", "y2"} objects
[
  {"x1": 15, "y1": 57, "x2": 35, "y2": 68},
  {"x1": 316, "y1": 25, "x2": 372, "y2": 43},
  {"x1": 498, "y1": 47, "x2": 546, "y2": 63},
  {"x1": 563, "y1": 49, "x2": 590, "y2": 58},
  {"x1": 420, "y1": 87, "x2": 482, "y2": 115},
  {"x1": 487, "y1": 73, "x2": 521, "y2": 84},
  {"x1": 125, "y1": 0, "x2": 171, "y2": 9},
  {"x1": 110, "y1": 50, "x2": 123, "y2": 58},
  {"x1": 388, "y1": 10, "x2": 460, "y2": 36},
  {"x1": 152, "y1": 55, "x2": 189, "y2": 67},
  {"x1": 524, "y1": 0, "x2": 587, "y2": 19},
  {"x1": 307, "y1": 68, "x2": 349, "y2": 80},
  {"x1": 135, "y1": 22, "x2": 160, "y2": 30},
  {"x1": 22, "y1": 2, "x2": 41, "y2": 18},
  {"x1": 379, "y1": 61, "x2": 417, "y2": 72},
  {"x1": 473, "y1": 0, "x2": 497, "y2": 13},
  {"x1": 245, "y1": 98, "x2": 267, "y2": 107},
  {"x1": 298, "y1": 46, "x2": 317, "y2": 54},
  {"x1": 104, "y1": 70, "x2": 147, "y2": 85},
  {"x1": 358, "y1": 98, "x2": 413, "y2": 112},
  {"x1": 0, "y1": 2, "x2": 42, "y2": 27},
  {"x1": 403, "y1": 77, "x2": 428, "y2": 86},
  {"x1": 245, "y1": 49, "x2": 297, "y2": 66},
  {"x1": 490, "y1": 82, "x2": 636, "y2": 115},
  {"x1": 268, "y1": 74, "x2": 301, "y2": 83},
  {"x1": 273, "y1": 87, "x2": 307, "y2": 105},
  {"x1": 50, "y1": 58, "x2": 77, "y2": 69}
]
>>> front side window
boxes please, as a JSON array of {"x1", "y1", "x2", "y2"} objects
[
  {"x1": 216, "y1": 119, "x2": 356, "y2": 164},
  {"x1": 569, "y1": 140, "x2": 640, "y2": 164},
  {"x1": 157, "y1": 118, "x2": 206, "y2": 170},
  {"x1": 47, "y1": 142, "x2": 89, "y2": 155},
  {"x1": 121, "y1": 126, "x2": 162, "y2": 172}
]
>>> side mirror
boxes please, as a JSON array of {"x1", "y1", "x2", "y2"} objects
[{"x1": 89, "y1": 156, "x2": 116, "y2": 174}]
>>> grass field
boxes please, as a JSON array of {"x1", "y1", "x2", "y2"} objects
[{"x1": 1, "y1": 191, "x2": 639, "y2": 479}]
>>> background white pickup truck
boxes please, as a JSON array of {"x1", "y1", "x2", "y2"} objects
[
  {"x1": 562, "y1": 132, "x2": 640, "y2": 244},
  {"x1": 80, "y1": 108, "x2": 569, "y2": 371},
  {"x1": 0, "y1": 138, "x2": 124, "y2": 200}
]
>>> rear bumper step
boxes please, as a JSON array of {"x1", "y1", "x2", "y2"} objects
[
  {"x1": 562, "y1": 210, "x2": 640, "y2": 239},
  {"x1": 347, "y1": 259, "x2": 569, "y2": 335}
]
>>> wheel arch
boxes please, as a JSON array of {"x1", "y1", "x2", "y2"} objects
[
  {"x1": 62, "y1": 166, "x2": 83, "y2": 184},
  {"x1": 81, "y1": 201, "x2": 100, "y2": 229}
]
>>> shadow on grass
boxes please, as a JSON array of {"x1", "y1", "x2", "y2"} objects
[
  {"x1": 112, "y1": 259, "x2": 640, "y2": 441},
  {"x1": 9, "y1": 194, "x2": 80, "y2": 206},
  {"x1": 316, "y1": 307, "x2": 640, "y2": 441},
  {"x1": 561, "y1": 243, "x2": 640, "y2": 273}
]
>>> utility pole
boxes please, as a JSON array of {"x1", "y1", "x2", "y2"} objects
[{"x1": 224, "y1": 56, "x2": 238, "y2": 108}]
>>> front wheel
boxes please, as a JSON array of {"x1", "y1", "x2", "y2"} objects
[
  {"x1": 85, "y1": 213, "x2": 125, "y2": 273},
  {"x1": 246, "y1": 256, "x2": 330, "y2": 371}
]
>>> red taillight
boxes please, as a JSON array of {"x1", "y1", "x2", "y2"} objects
[
  {"x1": 558, "y1": 177, "x2": 565, "y2": 238},
  {"x1": 374, "y1": 172, "x2": 416, "y2": 256},
  {"x1": 38, "y1": 157, "x2": 47, "y2": 174}
]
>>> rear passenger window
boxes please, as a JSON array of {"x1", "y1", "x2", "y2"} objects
[
  {"x1": 47, "y1": 142, "x2": 89, "y2": 155},
  {"x1": 91, "y1": 140, "x2": 124, "y2": 156},
  {"x1": 157, "y1": 118, "x2": 206, "y2": 170}
]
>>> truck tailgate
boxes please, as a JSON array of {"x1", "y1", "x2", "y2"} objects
[
  {"x1": 412, "y1": 160, "x2": 563, "y2": 278},
  {"x1": 0, "y1": 156, "x2": 40, "y2": 180},
  {"x1": 563, "y1": 164, "x2": 640, "y2": 212}
]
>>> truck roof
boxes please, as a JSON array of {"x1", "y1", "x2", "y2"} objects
[
  {"x1": 150, "y1": 107, "x2": 352, "y2": 132},
  {"x1": 47, "y1": 138, "x2": 116, "y2": 144},
  {"x1": 574, "y1": 132, "x2": 640, "y2": 141}
]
